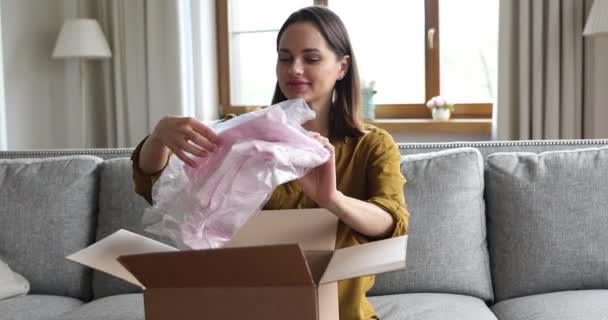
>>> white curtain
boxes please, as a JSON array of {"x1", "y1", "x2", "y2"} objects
[
  {"x1": 494, "y1": 0, "x2": 595, "y2": 140},
  {"x1": 91, "y1": 0, "x2": 219, "y2": 147},
  {"x1": 179, "y1": 0, "x2": 220, "y2": 123},
  {"x1": 92, "y1": 0, "x2": 184, "y2": 147}
]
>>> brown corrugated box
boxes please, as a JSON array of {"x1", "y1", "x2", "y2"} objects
[{"x1": 67, "y1": 209, "x2": 407, "y2": 320}]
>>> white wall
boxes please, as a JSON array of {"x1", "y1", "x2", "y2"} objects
[
  {"x1": 0, "y1": 3, "x2": 6, "y2": 150},
  {"x1": 1, "y1": 0, "x2": 76, "y2": 149}
]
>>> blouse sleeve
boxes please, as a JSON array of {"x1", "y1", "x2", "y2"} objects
[
  {"x1": 130, "y1": 136, "x2": 171, "y2": 205},
  {"x1": 365, "y1": 130, "x2": 409, "y2": 238}
]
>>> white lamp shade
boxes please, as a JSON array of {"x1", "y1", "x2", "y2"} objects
[
  {"x1": 584, "y1": 0, "x2": 608, "y2": 36},
  {"x1": 52, "y1": 19, "x2": 112, "y2": 59}
]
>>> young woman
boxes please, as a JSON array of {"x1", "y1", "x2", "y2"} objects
[{"x1": 132, "y1": 6, "x2": 409, "y2": 320}]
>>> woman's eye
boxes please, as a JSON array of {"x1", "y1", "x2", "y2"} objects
[
  {"x1": 278, "y1": 56, "x2": 291, "y2": 62},
  {"x1": 306, "y1": 56, "x2": 321, "y2": 63}
]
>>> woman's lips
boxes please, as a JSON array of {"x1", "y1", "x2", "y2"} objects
[{"x1": 287, "y1": 81, "x2": 310, "y2": 93}]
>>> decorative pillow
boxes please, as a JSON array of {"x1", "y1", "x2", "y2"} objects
[
  {"x1": 485, "y1": 147, "x2": 608, "y2": 301},
  {"x1": 370, "y1": 148, "x2": 493, "y2": 302},
  {"x1": 0, "y1": 257, "x2": 29, "y2": 300}
]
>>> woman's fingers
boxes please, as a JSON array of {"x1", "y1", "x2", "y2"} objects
[
  {"x1": 187, "y1": 132, "x2": 219, "y2": 153},
  {"x1": 172, "y1": 149, "x2": 197, "y2": 168},
  {"x1": 167, "y1": 139, "x2": 196, "y2": 167},
  {"x1": 176, "y1": 118, "x2": 219, "y2": 152},
  {"x1": 152, "y1": 116, "x2": 221, "y2": 167},
  {"x1": 177, "y1": 139, "x2": 208, "y2": 158},
  {"x1": 190, "y1": 119, "x2": 220, "y2": 145},
  {"x1": 308, "y1": 131, "x2": 334, "y2": 154},
  {"x1": 166, "y1": 136, "x2": 207, "y2": 168}
]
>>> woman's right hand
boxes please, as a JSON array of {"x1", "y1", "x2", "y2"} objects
[{"x1": 148, "y1": 116, "x2": 220, "y2": 168}]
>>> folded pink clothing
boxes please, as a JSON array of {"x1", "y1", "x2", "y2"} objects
[{"x1": 142, "y1": 99, "x2": 330, "y2": 250}]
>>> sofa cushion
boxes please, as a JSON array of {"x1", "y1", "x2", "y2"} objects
[
  {"x1": 369, "y1": 293, "x2": 497, "y2": 320},
  {"x1": 0, "y1": 294, "x2": 83, "y2": 320},
  {"x1": 370, "y1": 148, "x2": 493, "y2": 301},
  {"x1": 485, "y1": 147, "x2": 608, "y2": 301},
  {"x1": 93, "y1": 158, "x2": 171, "y2": 298},
  {"x1": 0, "y1": 156, "x2": 102, "y2": 300},
  {"x1": 491, "y1": 290, "x2": 608, "y2": 320},
  {"x1": 60, "y1": 294, "x2": 144, "y2": 320},
  {"x1": 0, "y1": 256, "x2": 29, "y2": 300}
]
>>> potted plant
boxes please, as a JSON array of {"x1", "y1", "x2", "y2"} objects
[{"x1": 426, "y1": 96, "x2": 455, "y2": 121}]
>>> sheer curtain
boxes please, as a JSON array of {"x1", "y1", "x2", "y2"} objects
[
  {"x1": 177, "y1": 0, "x2": 220, "y2": 124},
  {"x1": 93, "y1": 0, "x2": 212, "y2": 148},
  {"x1": 494, "y1": 0, "x2": 596, "y2": 140},
  {"x1": 89, "y1": 0, "x2": 234, "y2": 147}
]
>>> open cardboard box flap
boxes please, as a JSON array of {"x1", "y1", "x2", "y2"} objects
[
  {"x1": 226, "y1": 208, "x2": 406, "y2": 285},
  {"x1": 66, "y1": 229, "x2": 177, "y2": 288},
  {"x1": 67, "y1": 208, "x2": 407, "y2": 289}
]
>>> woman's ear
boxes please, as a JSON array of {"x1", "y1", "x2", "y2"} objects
[{"x1": 338, "y1": 55, "x2": 350, "y2": 80}]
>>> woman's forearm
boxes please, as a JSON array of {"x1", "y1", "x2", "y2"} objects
[
  {"x1": 327, "y1": 192, "x2": 395, "y2": 239},
  {"x1": 138, "y1": 135, "x2": 171, "y2": 174}
]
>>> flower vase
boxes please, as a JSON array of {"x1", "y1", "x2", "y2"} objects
[
  {"x1": 362, "y1": 90, "x2": 376, "y2": 120},
  {"x1": 432, "y1": 108, "x2": 451, "y2": 121}
]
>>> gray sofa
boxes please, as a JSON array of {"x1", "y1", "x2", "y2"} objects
[{"x1": 1, "y1": 139, "x2": 608, "y2": 320}]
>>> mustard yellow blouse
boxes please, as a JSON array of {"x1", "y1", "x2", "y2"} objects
[{"x1": 131, "y1": 123, "x2": 409, "y2": 320}]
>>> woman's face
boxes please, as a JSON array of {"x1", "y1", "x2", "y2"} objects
[{"x1": 276, "y1": 22, "x2": 348, "y2": 113}]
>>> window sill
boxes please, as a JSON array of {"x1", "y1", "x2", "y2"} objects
[{"x1": 366, "y1": 118, "x2": 492, "y2": 135}]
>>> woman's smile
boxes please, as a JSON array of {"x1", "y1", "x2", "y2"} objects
[{"x1": 286, "y1": 79, "x2": 311, "y2": 94}]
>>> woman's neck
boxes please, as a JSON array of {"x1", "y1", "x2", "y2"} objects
[
  {"x1": 303, "y1": 118, "x2": 328, "y2": 138},
  {"x1": 303, "y1": 98, "x2": 331, "y2": 137}
]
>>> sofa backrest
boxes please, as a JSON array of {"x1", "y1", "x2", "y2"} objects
[
  {"x1": 370, "y1": 139, "x2": 608, "y2": 302},
  {"x1": 484, "y1": 146, "x2": 608, "y2": 302},
  {"x1": 0, "y1": 155, "x2": 102, "y2": 301},
  {"x1": 92, "y1": 158, "x2": 170, "y2": 299},
  {"x1": 369, "y1": 148, "x2": 494, "y2": 301},
  {"x1": 2, "y1": 139, "x2": 608, "y2": 302},
  {"x1": 395, "y1": 139, "x2": 608, "y2": 158}
]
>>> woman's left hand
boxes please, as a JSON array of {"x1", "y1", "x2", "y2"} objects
[{"x1": 296, "y1": 132, "x2": 339, "y2": 208}]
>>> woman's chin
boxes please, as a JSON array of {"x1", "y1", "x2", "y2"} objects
[
  {"x1": 286, "y1": 95, "x2": 313, "y2": 106},
  {"x1": 285, "y1": 93, "x2": 307, "y2": 101}
]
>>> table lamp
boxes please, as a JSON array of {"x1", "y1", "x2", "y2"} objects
[{"x1": 584, "y1": 0, "x2": 608, "y2": 36}]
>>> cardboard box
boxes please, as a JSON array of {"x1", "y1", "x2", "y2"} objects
[{"x1": 67, "y1": 209, "x2": 407, "y2": 320}]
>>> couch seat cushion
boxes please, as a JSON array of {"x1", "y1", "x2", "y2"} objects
[
  {"x1": 0, "y1": 294, "x2": 82, "y2": 320},
  {"x1": 491, "y1": 290, "x2": 608, "y2": 320},
  {"x1": 485, "y1": 147, "x2": 608, "y2": 301},
  {"x1": 369, "y1": 293, "x2": 497, "y2": 320},
  {"x1": 59, "y1": 294, "x2": 143, "y2": 320},
  {"x1": 370, "y1": 148, "x2": 493, "y2": 301}
]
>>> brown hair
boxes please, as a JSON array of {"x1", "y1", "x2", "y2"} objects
[{"x1": 272, "y1": 6, "x2": 364, "y2": 139}]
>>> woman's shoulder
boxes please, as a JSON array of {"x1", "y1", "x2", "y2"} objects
[{"x1": 357, "y1": 123, "x2": 397, "y2": 149}]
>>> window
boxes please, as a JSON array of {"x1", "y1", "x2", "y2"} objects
[
  {"x1": 217, "y1": 0, "x2": 315, "y2": 115},
  {"x1": 216, "y1": 0, "x2": 498, "y2": 126},
  {"x1": 228, "y1": 0, "x2": 312, "y2": 106}
]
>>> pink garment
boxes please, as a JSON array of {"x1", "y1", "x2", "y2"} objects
[{"x1": 143, "y1": 99, "x2": 329, "y2": 249}]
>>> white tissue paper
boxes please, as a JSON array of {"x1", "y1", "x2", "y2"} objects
[{"x1": 142, "y1": 99, "x2": 330, "y2": 249}]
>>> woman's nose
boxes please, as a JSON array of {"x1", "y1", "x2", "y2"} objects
[{"x1": 288, "y1": 59, "x2": 304, "y2": 76}]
